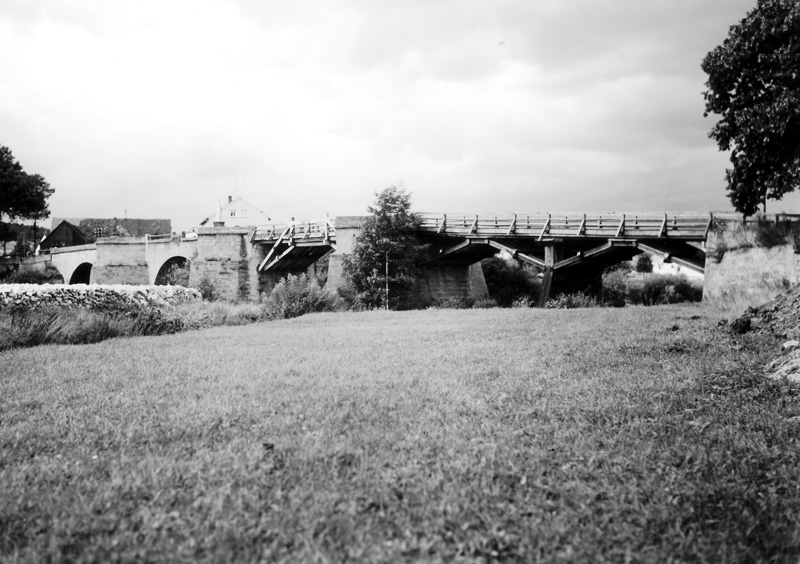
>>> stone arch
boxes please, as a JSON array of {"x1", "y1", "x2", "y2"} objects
[
  {"x1": 154, "y1": 256, "x2": 191, "y2": 286},
  {"x1": 69, "y1": 262, "x2": 93, "y2": 284}
]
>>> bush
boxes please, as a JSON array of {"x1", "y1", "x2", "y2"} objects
[
  {"x1": 545, "y1": 292, "x2": 598, "y2": 309},
  {"x1": 261, "y1": 274, "x2": 342, "y2": 320},
  {"x1": 0, "y1": 305, "x2": 184, "y2": 351},
  {"x1": 601, "y1": 270, "x2": 628, "y2": 307},
  {"x1": 198, "y1": 277, "x2": 219, "y2": 302},
  {"x1": 481, "y1": 255, "x2": 540, "y2": 307},
  {"x1": 1, "y1": 265, "x2": 63, "y2": 284},
  {"x1": 753, "y1": 218, "x2": 800, "y2": 248},
  {"x1": 628, "y1": 274, "x2": 703, "y2": 306},
  {"x1": 430, "y1": 297, "x2": 474, "y2": 309},
  {"x1": 158, "y1": 261, "x2": 190, "y2": 286},
  {"x1": 471, "y1": 296, "x2": 498, "y2": 309}
]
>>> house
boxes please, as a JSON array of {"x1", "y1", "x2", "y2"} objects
[
  {"x1": 48, "y1": 217, "x2": 172, "y2": 243},
  {"x1": 39, "y1": 220, "x2": 88, "y2": 250},
  {"x1": 198, "y1": 196, "x2": 271, "y2": 228}
]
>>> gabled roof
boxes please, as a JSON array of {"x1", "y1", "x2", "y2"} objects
[
  {"x1": 198, "y1": 196, "x2": 271, "y2": 227},
  {"x1": 40, "y1": 220, "x2": 88, "y2": 249}
]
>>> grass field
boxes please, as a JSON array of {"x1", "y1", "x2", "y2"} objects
[{"x1": 2, "y1": 306, "x2": 800, "y2": 562}]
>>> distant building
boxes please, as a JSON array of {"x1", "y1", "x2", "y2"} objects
[
  {"x1": 39, "y1": 220, "x2": 88, "y2": 250},
  {"x1": 48, "y1": 217, "x2": 172, "y2": 243},
  {"x1": 198, "y1": 196, "x2": 271, "y2": 228}
]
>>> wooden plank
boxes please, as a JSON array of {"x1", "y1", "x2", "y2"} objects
[
  {"x1": 538, "y1": 215, "x2": 551, "y2": 241},
  {"x1": 262, "y1": 245, "x2": 297, "y2": 271},
  {"x1": 258, "y1": 226, "x2": 291, "y2": 270}
]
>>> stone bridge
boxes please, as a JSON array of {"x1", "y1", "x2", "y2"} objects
[{"x1": 39, "y1": 211, "x2": 730, "y2": 305}]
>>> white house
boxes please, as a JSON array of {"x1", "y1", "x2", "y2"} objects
[{"x1": 198, "y1": 196, "x2": 271, "y2": 228}]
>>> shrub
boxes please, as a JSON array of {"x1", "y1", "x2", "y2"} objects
[
  {"x1": 197, "y1": 277, "x2": 219, "y2": 302},
  {"x1": 0, "y1": 307, "x2": 62, "y2": 350},
  {"x1": 753, "y1": 218, "x2": 800, "y2": 248},
  {"x1": 262, "y1": 274, "x2": 342, "y2": 320},
  {"x1": 628, "y1": 274, "x2": 703, "y2": 306},
  {"x1": 601, "y1": 270, "x2": 628, "y2": 307},
  {"x1": 1, "y1": 265, "x2": 63, "y2": 284},
  {"x1": 431, "y1": 297, "x2": 474, "y2": 309},
  {"x1": 511, "y1": 297, "x2": 532, "y2": 308},
  {"x1": 545, "y1": 292, "x2": 598, "y2": 309},
  {"x1": 472, "y1": 296, "x2": 498, "y2": 309},
  {"x1": 634, "y1": 253, "x2": 653, "y2": 273},
  {"x1": 158, "y1": 261, "x2": 190, "y2": 286}
]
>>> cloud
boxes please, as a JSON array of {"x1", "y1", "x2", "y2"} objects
[{"x1": 0, "y1": 0, "x2": 776, "y2": 231}]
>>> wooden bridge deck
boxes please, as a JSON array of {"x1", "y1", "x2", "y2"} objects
[
  {"x1": 416, "y1": 212, "x2": 726, "y2": 240},
  {"x1": 247, "y1": 212, "x2": 753, "y2": 275}
]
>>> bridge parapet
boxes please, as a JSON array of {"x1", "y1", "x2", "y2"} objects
[{"x1": 417, "y1": 212, "x2": 735, "y2": 240}]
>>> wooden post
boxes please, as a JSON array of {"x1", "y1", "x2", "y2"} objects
[{"x1": 537, "y1": 243, "x2": 562, "y2": 307}]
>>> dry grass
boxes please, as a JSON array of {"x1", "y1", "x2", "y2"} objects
[{"x1": 2, "y1": 306, "x2": 800, "y2": 562}]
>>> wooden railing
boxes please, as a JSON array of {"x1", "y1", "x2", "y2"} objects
[
  {"x1": 416, "y1": 212, "x2": 733, "y2": 240},
  {"x1": 251, "y1": 219, "x2": 335, "y2": 243}
]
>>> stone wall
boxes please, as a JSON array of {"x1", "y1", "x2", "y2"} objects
[
  {"x1": 93, "y1": 238, "x2": 149, "y2": 285},
  {"x1": 326, "y1": 216, "x2": 366, "y2": 291},
  {"x1": 189, "y1": 228, "x2": 257, "y2": 301},
  {"x1": 0, "y1": 283, "x2": 201, "y2": 310},
  {"x1": 410, "y1": 263, "x2": 489, "y2": 307}
]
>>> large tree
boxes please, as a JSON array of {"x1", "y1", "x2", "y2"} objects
[
  {"x1": 702, "y1": 0, "x2": 800, "y2": 216},
  {"x1": 0, "y1": 145, "x2": 54, "y2": 222},
  {"x1": 342, "y1": 186, "x2": 428, "y2": 309}
]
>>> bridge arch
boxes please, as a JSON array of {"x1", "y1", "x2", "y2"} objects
[
  {"x1": 154, "y1": 256, "x2": 191, "y2": 286},
  {"x1": 69, "y1": 262, "x2": 93, "y2": 284}
]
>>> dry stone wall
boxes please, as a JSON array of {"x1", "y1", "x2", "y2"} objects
[{"x1": 0, "y1": 284, "x2": 201, "y2": 310}]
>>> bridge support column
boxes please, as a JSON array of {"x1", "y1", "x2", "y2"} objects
[
  {"x1": 325, "y1": 216, "x2": 366, "y2": 292},
  {"x1": 537, "y1": 243, "x2": 562, "y2": 306},
  {"x1": 190, "y1": 228, "x2": 258, "y2": 301},
  {"x1": 409, "y1": 263, "x2": 488, "y2": 308}
]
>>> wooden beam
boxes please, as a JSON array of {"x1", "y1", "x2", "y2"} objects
[
  {"x1": 538, "y1": 214, "x2": 551, "y2": 241},
  {"x1": 438, "y1": 214, "x2": 447, "y2": 234},
  {"x1": 469, "y1": 215, "x2": 478, "y2": 235},
  {"x1": 669, "y1": 255, "x2": 705, "y2": 274},
  {"x1": 487, "y1": 240, "x2": 546, "y2": 268},
  {"x1": 554, "y1": 242, "x2": 613, "y2": 270},
  {"x1": 636, "y1": 241, "x2": 705, "y2": 274},
  {"x1": 577, "y1": 214, "x2": 586, "y2": 236},
  {"x1": 615, "y1": 214, "x2": 625, "y2": 237},
  {"x1": 659, "y1": 214, "x2": 667, "y2": 237},
  {"x1": 704, "y1": 212, "x2": 713, "y2": 240},
  {"x1": 262, "y1": 245, "x2": 297, "y2": 271},
  {"x1": 507, "y1": 214, "x2": 517, "y2": 235},
  {"x1": 258, "y1": 226, "x2": 291, "y2": 270}
]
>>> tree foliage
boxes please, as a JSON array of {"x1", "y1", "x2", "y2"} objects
[
  {"x1": 635, "y1": 253, "x2": 654, "y2": 274},
  {"x1": 342, "y1": 186, "x2": 428, "y2": 309},
  {"x1": 0, "y1": 146, "x2": 54, "y2": 222},
  {"x1": 702, "y1": 0, "x2": 800, "y2": 216}
]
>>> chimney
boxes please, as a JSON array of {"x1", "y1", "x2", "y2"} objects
[{"x1": 228, "y1": 195, "x2": 232, "y2": 204}]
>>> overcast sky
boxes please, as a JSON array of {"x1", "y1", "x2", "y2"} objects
[{"x1": 3, "y1": 0, "x2": 795, "y2": 231}]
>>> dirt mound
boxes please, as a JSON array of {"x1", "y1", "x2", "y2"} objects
[{"x1": 732, "y1": 284, "x2": 800, "y2": 339}]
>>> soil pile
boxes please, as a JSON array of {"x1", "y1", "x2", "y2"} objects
[
  {"x1": 732, "y1": 285, "x2": 800, "y2": 382},
  {"x1": 732, "y1": 284, "x2": 800, "y2": 340}
]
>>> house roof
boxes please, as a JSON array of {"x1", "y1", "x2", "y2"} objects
[
  {"x1": 198, "y1": 196, "x2": 271, "y2": 227},
  {"x1": 39, "y1": 220, "x2": 87, "y2": 249},
  {"x1": 49, "y1": 217, "x2": 172, "y2": 240}
]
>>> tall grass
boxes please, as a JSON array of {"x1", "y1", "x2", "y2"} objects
[{"x1": 1, "y1": 307, "x2": 798, "y2": 562}]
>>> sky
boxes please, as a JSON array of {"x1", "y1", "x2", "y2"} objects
[{"x1": 3, "y1": 0, "x2": 796, "y2": 232}]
